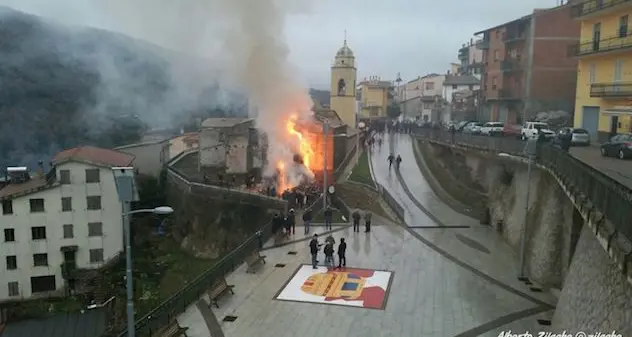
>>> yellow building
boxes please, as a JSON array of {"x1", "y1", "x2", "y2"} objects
[
  {"x1": 571, "y1": 0, "x2": 632, "y2": 142},
  {"x1": 358, "y1": 76, "x2": 391, "y2": 119},
  {"x1": 330, "y1": 39, "x2": 358, "y2": 127}
]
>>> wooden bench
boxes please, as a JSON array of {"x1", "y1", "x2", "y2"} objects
[
  {"x1": 206, "y1": 277, "x2": 235, "y2": 308},
  {"x1": 245, "y1": 250, "x2": 266, "y2": 273},
  {"x1": 155, "y1": 319, "x2": 188, "y2": 337}
]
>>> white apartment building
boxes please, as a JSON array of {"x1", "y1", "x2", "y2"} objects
[
  {"x1": 404, "y1": 73, "x2": 445, "y2": 100},
  {"x1": 0, "y1": 146, "x2": 134, "y2": 302},
  {"x1": 442, "y1": 75, "x2": 481, "y2": 103}
]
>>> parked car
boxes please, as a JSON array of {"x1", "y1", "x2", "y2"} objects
[
  {"x1": 480, "y1": 122, "x2": 504, "y2": 136},
  {"x1": 502, "y1": 124, "x2": 522, "y2": 138},
  {"x1": 600, "y1": 133, "x2": 632, "y2": 160},
  {"x1": 554, "y1": 127, "x2": 591, "y2": 146},
  {"x1": 521, "y1": 122, "x2": 555, "y2": 140},
  {"x1": 456, "y1": 121, "x2": 470, "y2": 131},
  {"x1": 463, "y1": 122, "x2": 484, "y2": 134}
]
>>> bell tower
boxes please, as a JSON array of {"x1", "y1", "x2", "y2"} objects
[{"x1": 330, "y1": 35, "x2": 357, "y2": 127}]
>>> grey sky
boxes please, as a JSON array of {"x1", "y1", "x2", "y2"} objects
[{"x1": 2, "y1": 0, "x2": 560, "y2": 89}]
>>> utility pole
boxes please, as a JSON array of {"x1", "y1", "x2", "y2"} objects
[
  {"x1": 522, "y1": 15, "x2": 536, "y2": 124},
  {"x1": 323, "y1": 119, "x2": 329, "y2": 211},
  {"x1": 519, "y1": 137, "x2": 537, "y2": 280}
]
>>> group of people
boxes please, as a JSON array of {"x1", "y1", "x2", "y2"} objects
[
  {"x1": 387, "y1": 153, "x2": 402, "y2": 170},
  {"x1": 272, "y1": 209, "x2": 296, "y2": 237},
  {"x1": 309, "y1": 233, "x2": 346, "y2": 269},
  {"x1": 351, "y1": 209, "x2": 372, "y2": 232}
]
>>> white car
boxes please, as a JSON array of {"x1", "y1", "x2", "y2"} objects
[
  {"x1": 463, "y1": 122, "x2": 484, "y2": 134},
  {"x1": 521, "y1": 122, "x2": 555, "y2": 140},
  {"x1": 480, "y1": 122, "x2": 504, "y2": 136}
]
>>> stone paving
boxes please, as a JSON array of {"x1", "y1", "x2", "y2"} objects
[{"x1": 174, "y1": 132, "x2": 557, "y2": 337}]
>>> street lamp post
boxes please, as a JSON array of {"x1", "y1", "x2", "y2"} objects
[
  {"x1": 323, "y1": 119, "x2": 329, "y2": 211},
  {"x1": 518, "y1": 137, "x2": 537, "y2": 280},
  {"x1": 122, "y1": 206, "x2": 173, "y2": 337}
]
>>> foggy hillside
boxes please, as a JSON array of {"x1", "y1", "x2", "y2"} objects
[{"x1": 0, "y1": 6, "x2": 248, "y2": 171}]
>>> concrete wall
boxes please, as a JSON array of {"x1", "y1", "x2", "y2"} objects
[
  {"x1": 116, "y1": 142, "x2": 169, "y2": 177},
  {"x1": 417, "y1": 139, "x2": 632, "y2": 332},
  {"x1": 419, "y1": 141, "x2": 581, "y2": 287},
  {"x1": 552, "y1": 225, "x2": 632, "y2": 335},
  {"x1": 165, "y1": 167, "x2": 286, "y2": 259}
]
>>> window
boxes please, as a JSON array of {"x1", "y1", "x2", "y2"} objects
[
  {"x1": 6, "y1": 256, "x2": 17, "y2": 270},
  {"x1": 2, "y1": 200, "x2": 12, "y2": 215},
  {"x1": 63, "y1": 224, "x2": 74, "y2": 239},
  {"x1": 31, "y1": 226, "x2": 46, "y2": 240},
  {"x1": 85, "y1": 169, "x2": 100, "y2": 183},
  {"x1": 614, "y1": 60, "x2": 623, "y2": 82},
  {"x1": 61, "y1": 197, "x2": 72, "y2": 212},
  {"x1": 4, "y1": 228, "x2": 15, "y2": 242},
  {"x1": 89, "y1": 249, "x2": 104, "y2": 263},
  {"x1": 8, "y1": 282, "x2": 19, "y2": 296},
  {"x1": 29, "y1": 198, "x2": 45, "y2": 213},
  {"x1": 30, "y1": 275, "x2": 56, "y2": 293},
  {"x1": 88, "y1": 222, "x2": 103, "y2": 237},
  {"x1": 59, "y1": 170, "x2": 70, "y2": 184},
  {"x1": 86, "y1": 196, "x2": 102, "y2": 210},
  {"x1": 452, "y1": 85, "x2": 458, "y2": 89},
  {"x1": 492, "y1": 76, "x2": 498, "y2": 90},
  {"x1": 425, "y1": 82, "x2": 434, "y2": 90},
  {"x1": 33, "y1": 253, "x2": 48, "y2": 266},
  {"x1": 423, "y1": 102, "x2": 433, "y2": 109},
  {"x1": 494, "y1": 50, "x2": 500, "y2": 61},
  {"x1": 620, "y1": 15, "x2": 629, "y2": 38},
  {"x1": 589, "y1": 63, "x2": 596, "y2": 84}
]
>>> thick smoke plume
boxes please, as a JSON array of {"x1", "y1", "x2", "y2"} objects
[{"x1": 2, "y1": 0, "x2": 316, "y2": 181}]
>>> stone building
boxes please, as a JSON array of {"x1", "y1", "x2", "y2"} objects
[{"x1": 198, "y1": 118, "x2": 262, "y2": 175}]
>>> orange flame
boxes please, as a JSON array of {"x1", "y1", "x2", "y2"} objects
[{"x1": 286, "y1": 114, "x2": 316, "y2": 170}]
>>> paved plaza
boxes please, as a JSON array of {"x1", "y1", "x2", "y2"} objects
[{"x1": 176, "y1": 133, "x2": 557, "y2": 337}]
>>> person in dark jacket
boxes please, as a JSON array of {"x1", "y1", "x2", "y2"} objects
[
  {"x1": 337, "y1": 238, "x2": 347, "y2": 268},
  {"x1": 303, "y1": 209, "x2": 313, "y2": 234},
  {"x1": 324, "y1": 207, "x2": 333, "y2": 230},
  {"x1": 324, "y1": 242, "x2": 334, "y2": 268},
  {"x1": 560, "y1": 129, "x2": 572, "y2": 152},
  {"x1": 309, "y1": 234, "x2": 319, "y2": 269},
  {"x1": 352, "y1": 210, "x2": 361, "y2": 232},
  {"x1": 364, "y1": 211, "x2": 372, "y2": 233},
  {"x1": 272, "y1": 213, "x2": 282, "y2": 234}
]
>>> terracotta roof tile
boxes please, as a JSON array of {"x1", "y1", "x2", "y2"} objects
[
  {"x1": 53, "y1": 146, "x2": 135, "y2": 167},
  {"x1": 0, "y1": 176, "x2": 50, "y2": 199}
]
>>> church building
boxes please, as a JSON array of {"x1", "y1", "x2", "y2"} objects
[{"x1": 329, "y1": 39, "x2": 357, "y2": 128}]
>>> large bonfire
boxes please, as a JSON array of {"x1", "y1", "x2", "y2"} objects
[{"x1": 272, "y1": 113, "x2": 326, "y2": 193}]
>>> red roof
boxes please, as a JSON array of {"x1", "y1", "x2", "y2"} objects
[{"x1": 53, "y1": 146, "x2": 135, "y2": 167}]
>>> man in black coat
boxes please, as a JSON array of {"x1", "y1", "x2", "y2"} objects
[
  {"x1": 309, "y1": 234, "x2": 319, "y2": 269},
  {"x1": 337, "y1": 238, "x2": 347, "y2": 268}
]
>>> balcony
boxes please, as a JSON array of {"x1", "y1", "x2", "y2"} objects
[
  {"x1": 568, "y1": 33, "x2": 632, "y2": 57},
  {"x1": 503, "y1": 30, "x2": 526, "y2": 44},
  {"x1": 590, "y1": 82, "x2": 632, "y2": 98},
  {"x1": 475, "y1": 39, "x2": 489, "y2": 50},
  {"x1": 500, "y1": 58, "x2": 521, "y2": 72},
  {"x1": 570, "y1": 0, "x2": 632, "y2": 19}
]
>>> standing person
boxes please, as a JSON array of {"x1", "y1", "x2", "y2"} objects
[
  {"x1": 364, "y1": 211, "x2": 372, "y2": 233},
  {"x1": 324, "y1": 207, "x2": 333, "y2": 230},
  {"x1": 302, "y1": 209, "x2": 313, "y2": 235},
  {"x1": 337, "y1": 238, "x2": 347, "y2": 268},
  {"x1": 449, "y1": 124, "x2": 456, "y2": 144},
  {"x1": 396, "y1": 155, "x2": 402, "y2": 169},
  {"x1": 352, "y1": 209, "x2": 361, "y2": 232},
  {"x1": 288, "y1": 209, "x2": 296, "y2": 235},
  {"x1": 387, "y1": 154, "x2": 395, "y2": 169},
  {"x1": 309, "y1": 234, "x2": 319, "y2": 269},
  {"x1": 324, "y1": 234, "x2": 335, "y2": 267},
  {"x1": 324, "y1": 242, "x2": 334, "y2": 268}
]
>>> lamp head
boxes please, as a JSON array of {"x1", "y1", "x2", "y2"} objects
[{"x1": 153, "y1": 206, "x2": 174, "y2": 215}]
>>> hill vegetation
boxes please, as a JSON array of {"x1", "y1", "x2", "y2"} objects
[{"x1": 0, "y1": 7, "x2": 246, "y2": 170}]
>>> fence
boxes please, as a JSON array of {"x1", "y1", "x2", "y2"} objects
[
  {"x1": 412, "y1": 128, "x2": 632, "y2": 241},
  {"x1": 116, "y1": 219, "x2": 273, "y2": 337},
  {"x1": 375, "y1": 183, "x2": 406, "y2": 223}
]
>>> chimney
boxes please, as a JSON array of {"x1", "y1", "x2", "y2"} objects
[{"x1": 37, "y1": 160, "x2": 44, "y2": 177}]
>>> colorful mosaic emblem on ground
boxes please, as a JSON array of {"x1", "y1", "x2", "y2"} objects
[{"x1": 276, "y1": 265, "x2": 393, "y2": 309}]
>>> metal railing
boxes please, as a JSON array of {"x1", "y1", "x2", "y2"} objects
[
  {"x1": 116, "y1": 219, "x2": 273, "y2": 337},
  {"x1": 475, "y1": 39, "x2": 490, "y2": 50},
  {"x1": 570, "y1": 0, "x2": 632, "y2": 18},
  {"x1": 568, "y1": 33, "x2": 632, "y2": 57},
  {"x1": 411, "y1": 128, "x2": 632, "y2": 241},
  {"x1": 590, "y1": 82, "x2": 632, "y2": 98}
]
